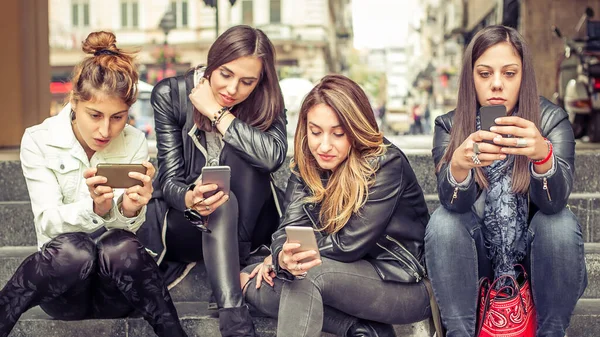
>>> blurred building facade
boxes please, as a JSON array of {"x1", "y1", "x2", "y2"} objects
[
  {"x1": 48, "y1": 0, "x2": 353, "y2": 114},
  {"x1": 408, "y1": 0, "x2": 600, "y2": 111}
]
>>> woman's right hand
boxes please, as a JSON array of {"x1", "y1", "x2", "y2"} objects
[
  {"x1": 84, "y1": 168, "x2": 114, "y2": 217},
  {"x1": 451, "y1": 130, "x2": 507, "y2": 172},
  {"x1": 277, "y1": 240, "x2": 322, "y2": 277},
  {"x1": 185, "y1": 181, "x2": 229, "y2": 218}
]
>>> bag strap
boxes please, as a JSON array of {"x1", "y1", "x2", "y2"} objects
[{"x1": 423, "y1": 278, "x2": 445, "y2": 337}]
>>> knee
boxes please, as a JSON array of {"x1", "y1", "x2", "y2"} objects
[
  {"x1": 41, "y1": 232, "x2": 96, "y2": 277},
  {"x1": 425, "y1": 207, "x2": 476, "y2": 245},
  {"x1": 529, "y1": 208, "x2": 582, "y2": 248},
  {"x1": 97, "y1": 229, "x2": 146, "y2": 273}
]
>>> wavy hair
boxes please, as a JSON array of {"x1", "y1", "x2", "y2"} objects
[
  {"x1": 70, "y1": 31, "x2": 138, "y2": 106},
  {"x1": 293, "y1": 74, "x2": 386, "y2": 234},
  {"x1": 437, "y1": 25, "x2": 540, "y2": 193},
  {"x1": 194, "y1": 25, "x2": 284, "y2": 131}
]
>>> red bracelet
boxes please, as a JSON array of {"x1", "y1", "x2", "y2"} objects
[{"x1": 531, "y1": 138, "x2": 553, "y2": 165}]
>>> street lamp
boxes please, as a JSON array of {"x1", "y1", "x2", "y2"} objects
[{"x1": 158, "y1": 10, "x2": 176, "y2": 80}]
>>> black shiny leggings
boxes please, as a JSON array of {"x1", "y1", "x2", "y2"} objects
[
  {"x1": 0, "y1": 229, "x2": 187, "y2": 337},
  {"x1": 165, "y1": 192, "x2": 243, "y2": 309}
]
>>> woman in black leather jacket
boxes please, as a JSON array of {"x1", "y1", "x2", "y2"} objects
[
  {"x1": 139, "y1": 25, "x2": 286, "y2": 337},
  {"x1": 426, "y1": 25, "x2": 587, "y2": 337},
  {"x1": 241, "y1": 74, "x2": 431, "y2": 337}
]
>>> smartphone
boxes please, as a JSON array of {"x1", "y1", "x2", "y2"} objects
[
  {"x1": 96, "y1": 163, "x2": 146, "y2": 188},
  {"x1": 480, "y1": 105, "x2": 507, "y2": 143},
  {"x1": 285, "y1": 226, "x2": 321, "y2": 264},
  {"x1": 201, "y1": 165, "x2": 231, "y2": 198}
]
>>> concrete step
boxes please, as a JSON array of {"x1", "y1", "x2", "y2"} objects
[
  {"x1": 1, "y1": 244, "x2": 599, "y2": 303},
  {"x1": 5, "y1": 299, "x2": 599, "y2": 337},
  {"x1": 3, "y1": 191, "x2": 600, "y2": 247},
  {"x1": 3, "y1": 152, "x2": 600, "y2": 201}
]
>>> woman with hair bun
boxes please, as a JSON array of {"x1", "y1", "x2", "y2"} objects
[{"x1": 0, "y1": 31, "x2": 188, "y2": 337}]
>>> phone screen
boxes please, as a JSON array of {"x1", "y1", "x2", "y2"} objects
[{"x1": 201, "y1": 165, "x2": 231, "y2": 198}]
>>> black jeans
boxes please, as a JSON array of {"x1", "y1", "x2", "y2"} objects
[
  {"x1": 0, "y1": 230, "x2": 187, "y2": 337},
  {"x1": 243, "y1": 257, "x2": 431, "y2": 337}
]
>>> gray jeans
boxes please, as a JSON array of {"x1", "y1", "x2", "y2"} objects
[{"x1": 243, "y1": 257, "x2": 431, "y2": 337}]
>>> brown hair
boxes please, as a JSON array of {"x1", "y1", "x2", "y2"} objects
[
  {"x1": 438, "y1": 25, "x2": 540, "y2": 193},
  {"x1": 293, "y1": 74, "x2": 386, "y2": 234},
  {"x1": 70, "y1": 31, "x2": 139, "y2": 106},
  {"x1": 194, "y1": 25, "x2": 284, "y2": 131}
]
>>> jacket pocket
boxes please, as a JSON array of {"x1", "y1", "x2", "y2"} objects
[{"x1": 47, "y1": 157, "x2": 81, "y2": 203}]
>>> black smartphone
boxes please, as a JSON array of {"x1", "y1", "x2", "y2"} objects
[
  {"x1": 285, "y1": 226, "x2": 321, "y2": 264},
  {"x1": 201, "y1": 165, "x2": 231, "y2": 198},
  {"x1": 480, "y1": 105, "x2": 507, "y2": 143},
  {"x1": 96, "y1": 163, "x2": 146, "y2": 188}
]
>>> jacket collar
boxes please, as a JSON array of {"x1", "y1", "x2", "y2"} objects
[{"x1": 47, "y1": 103, "x2": 128, "y2": 162}]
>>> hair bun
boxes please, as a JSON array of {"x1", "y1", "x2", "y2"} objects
[{"x1": 81, "y1": 31, "x2": 118, "y2": 56}]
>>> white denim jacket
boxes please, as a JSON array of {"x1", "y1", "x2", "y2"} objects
[{"x1": 20, "y1": 104, "x2": 148, "y2": 249}]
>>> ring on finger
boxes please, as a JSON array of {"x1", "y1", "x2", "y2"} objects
[
  {"x1": 516, "y1": 138, "x2": 528, "y2": 148},
  {"x1": 205, "y1": 205, "x2": 211, "y2": 211},
  {"x1": 295, "y1": 262, "x2": 302, "y2": 271},
  {"x1": 295, "y1": 271, "x2": 308, "y2": 280},
  {"x1": 473, "y1": 142, "x2": 480, "y2": 155},
  {"x1": 193, "y1": 198, "x2": 205, "y2": 206},
  {"x1": 471, "y1": 154, "x2": 481, "y2": 165},
  {"x1": 93, "y1": 189, "x2": 100, "y2": 196}
]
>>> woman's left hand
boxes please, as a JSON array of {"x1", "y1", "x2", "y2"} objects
[
  {"x1": 248, "y1": 255, "x2": 276, "y2": 289},
  {"x1": 189, "y1": 77, "x2": 222, "y2": 119},
  {"x1": 121, "y1": 161, "x2": 155, "y2": 217},
  {"x1": 490, "y1": 116, "x2": 550, "y2": 161}
]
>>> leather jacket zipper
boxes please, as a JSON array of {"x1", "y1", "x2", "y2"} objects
[
  {"x1": 303, "y1": 204, "x2": 319, "y2": 228},
  {"x1": 376, "y1": 235, "x2": 423, "y2": 282},
  {"x1": 450, "y1": 187, "x2": 458, "y2": 204},
  {"x1": 385, "y1": 235, "x2": 427, "y2": 277},
  {"x1": 543, "y1": 177, "x2": 552, "y2": 201}
]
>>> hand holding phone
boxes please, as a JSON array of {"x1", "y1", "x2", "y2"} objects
[
  {"x1": 201, "y1": 165, "x2": 231, "y2": 198},
  {"x1": 96, "y1": 163, "x2": 146, "y2": 188},
  {"x1": 480, "y1": 105, "x2": 507, "y2": 144},
  {"x1": 284, "y1": 226, "x2": 321, "y2": 264}
]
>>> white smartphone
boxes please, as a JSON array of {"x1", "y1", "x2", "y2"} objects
[
  {"x1": 284, "y1": 226, "x2": 321, "y2": 263},
  {"x1": 201, "y1": 165, "x2": 231, "y2": 198}
]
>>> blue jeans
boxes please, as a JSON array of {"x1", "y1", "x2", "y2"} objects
[{"x1": 425, "y1": 207, "x2": 587, "y2": 337}]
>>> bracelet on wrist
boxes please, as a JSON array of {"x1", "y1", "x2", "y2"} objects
[
  {"x1": 531, "y1": 138, "x2": 553, "y2": 165},
  {"x1": 215, "y1": 110, "x2": 231, "y2": 125},
  {"x1": 211, "y1": 107, "x2": 229, "y2": 126}
]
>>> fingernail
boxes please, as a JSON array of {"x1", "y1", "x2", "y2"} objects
[
  {"x1": 494, "y1": 136, "x2": 502, "y2": 140},
  {"x1": 495, "y1": 118, "x2": 501, "y2": 123},
  {"x1": 490, "y1": 126, "x2": 497, "y2": 132}
]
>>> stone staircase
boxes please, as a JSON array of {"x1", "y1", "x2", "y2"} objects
[{"x1": 0, "y1": 150, "x2": 599, "y2": 336}]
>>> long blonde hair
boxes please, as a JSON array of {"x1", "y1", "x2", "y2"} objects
[{"x1": 293, "y1": 74, "x2": 386, "y2": 234}]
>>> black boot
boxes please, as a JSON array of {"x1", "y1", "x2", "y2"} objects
[
  {"x1": 218, "y1": 305, "x2": 256, "y2": 337},
  {"x1": 346, "y1": 319, "x2": 396, "y2": 337}
]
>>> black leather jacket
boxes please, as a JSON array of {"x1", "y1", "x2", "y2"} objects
[
  {"x1": 271, "y1": 140, "x2": 430, "y2": 283},
  {"x1": 433, "y1": 97, "x2": 575, "y2": 216},
  {"x1": 138, "y1": 73, "x2": 287, "y2": 263}
]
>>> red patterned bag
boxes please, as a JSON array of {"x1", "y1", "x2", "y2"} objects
[{"x1": 476, "y1": 265, "x2": 536, "y2": 337}]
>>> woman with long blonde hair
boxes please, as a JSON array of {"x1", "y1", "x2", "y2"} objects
[{"x1": 241, "y1": 74, "x2": 431, "y2": 337}]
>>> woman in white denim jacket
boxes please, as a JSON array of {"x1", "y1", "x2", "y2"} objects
[{"x1": 0, "y1": 31, "x2": 188, "y2": 337}]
